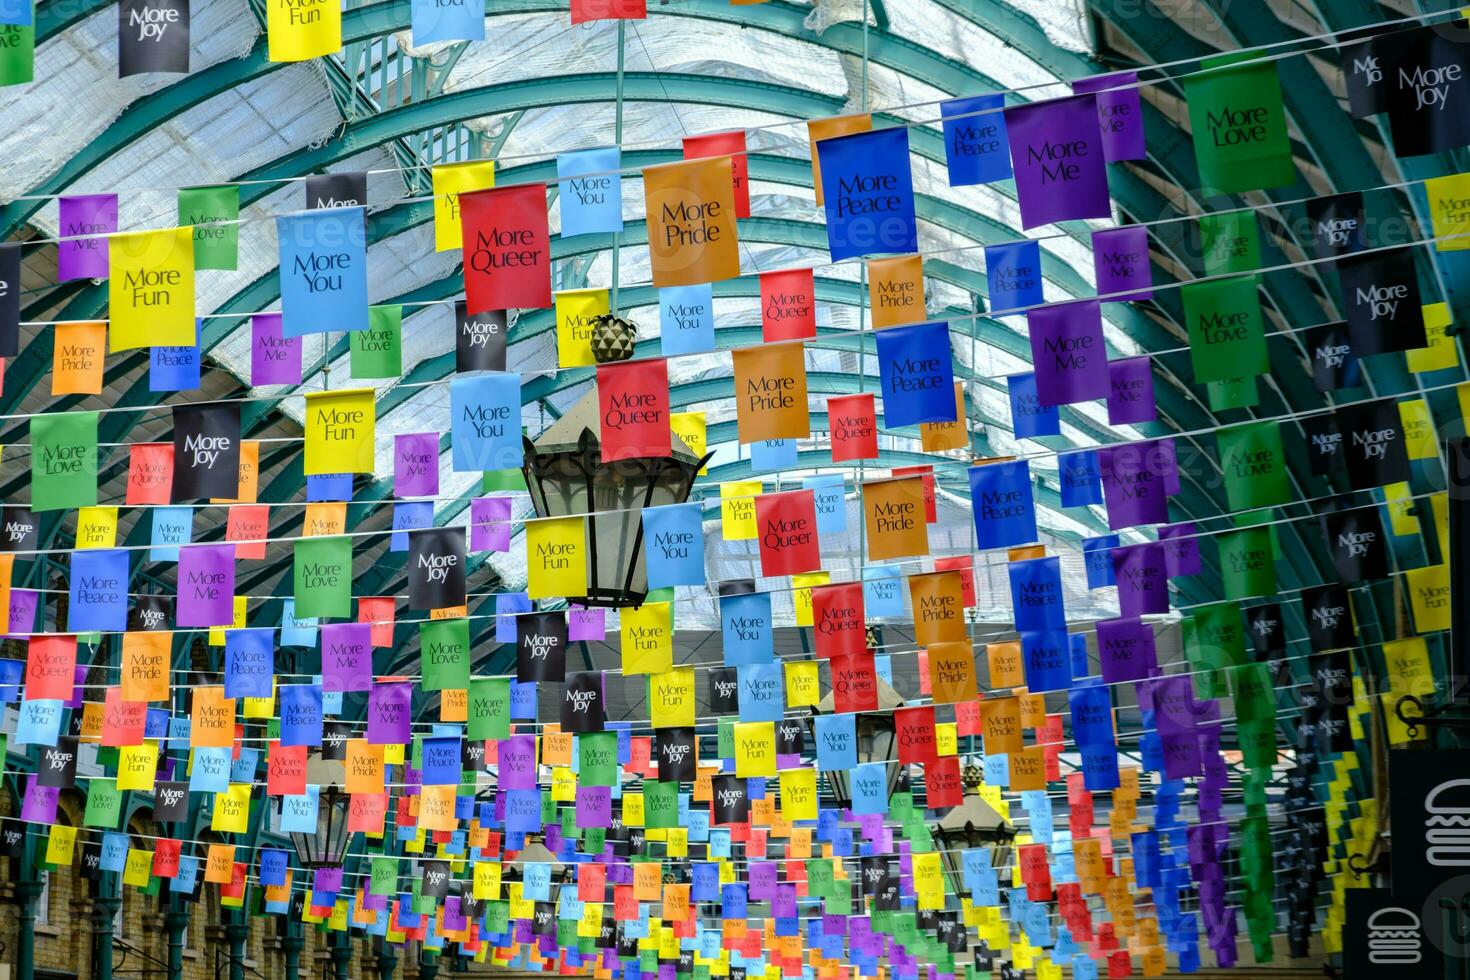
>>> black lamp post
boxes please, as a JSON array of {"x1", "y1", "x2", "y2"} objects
[
  {"x1": 810, "y1": 675, "x2": 909, "y2": 808},
  {"x1": 521, "y1": 346, "x2": 711, "y2": 608},
  {"x1": 934, "y1": 769, "x2": 1016, "y2": 899},
  {"x1": 288, "y1": 761, "x2": 355, "y2": 869}
]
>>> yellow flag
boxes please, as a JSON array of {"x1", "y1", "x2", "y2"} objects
[
  {"x1": 1398, "y1": 398, "x2": 1438, "y2": 460},
  {"x1": 303, "y1": 389, "x2": 375, "y2": 475},
  {"x1": 670, "y1": 411, "x2": 708, "y2": 474},
  {"x1": 792, "y1": 571, "x2": 829, "y2": 627},
  {"x1": 650, "y1": 667, "x2": 696, "y2": 728},
  {"x1": 783, "y1": 660, "x2": 820, "y2": 707},
  {"x1": 1407, "y1": 303, "x2": 1459, "y2": 373},
  {"x1": 779, "y1": 767, "x2": 818, "y2": 822},
  {"x1": 1405, "y1": 563, "x2": 1450, "y2": 633},
  {"x1": 734, "y1": 721, "x2": 776, "y2": 777},
  {"x1": 936, "y1": 722, "x2": 958, "y2": 756},
  {"x1": 117, "y1": 741, "x2": 159, "y2": 791},
  {"x1": 433, "y1": 161, "x2": 495, "y2": 252},
  {"x1": 1459, "y1": 380, "x2": 1470, "y2": 425},
  {"x1": 912, "y1": 851, "x2": 944, "y2": 909},
  {"x1": 1383, "y1": 637, "x2": 1436, "y2": 699},
  {"x1": 1432, "y1": 491, "x2": 1449, "y2": 561},
  {"x1": 555, "y1": 288, "x2": 609, "y2": 368},
  {"x1": 75, "y1": 506, "x2": 118, "y2": 549},
  {"x1": 623, "y1": 601, "x2": 673, "y2": 675},
  {"x1": 124, "y1": 847, "x2": 153, "y2": 887},
  {"x1": 1426, "y1": 172, "x2": 1470, "y2": 250},
  {"x1": 524, "y1": 516, "x2": 588, "y2": 599},
  {"x1": 108, "y1": 227, "x2": 195, "y2": 351},
  {"x1": 473, "y1": 860, "x2": 502, "y2": 900},
  {"x1": 720, "y1": 481, "x2": 761, "y2": 541},
  {"x1": 1384, "y1": 482, "x2": 1420, "y2": 537},
  {"x1": 267, "y1": 0, "x2": 342, "y2": 62},
  {"x1": 212, "y1": 782, "x2": 252, "y2": 833},
  {"x1": 45, "y1": 824, "x2": 77, "y2": 866}
]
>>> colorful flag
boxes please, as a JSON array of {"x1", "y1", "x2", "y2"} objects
[
  {"x1": 1182, "y1": 54, "x2": 1294, "y2": 193},
  {"x1": 760, "y1": 268, "x2": 817, "y2": 341},
  {"x1": 643, "y1": 156, "x2": 741, "y2": 287},
  {"x1": 461, "y1": 184, "x2": 551, "y2": 312},
  {"x1": 557, "y1": 147, "x2": 623, "y2": 237},
  {"x1": 266, "y1": 0, "x2": 340, "y2": 61},
  {"x1": 1004, "y1": 94, "x2": 1112, "y2": 229},
  {"x1": 731, "y1": 342, "x2": 809, "y2": 443},
  {"x1": 1028, "y1": 298, "x2": 1108, "y2": 405},
  {"x1": 277, "y1": 208, "x2": 368, "y2": 337},
  {"x1": 817, "y1": 127, "x2": 918, "y2": 261},
  {"x1": 868, "y1": 254, "x2": 925, "y2": 329},
  {"x1": 432, "y1": 160, "x2": 494, "y2": 252},
  {"x1": 873, "y1": 321, "x2": 955, "y2": 426},
  {"x1": 940, "y1": 93, "x2": 1011, "y2": 184},
  {"x1": 302, "y1": 389, "x2": 374, "y2": 475}
]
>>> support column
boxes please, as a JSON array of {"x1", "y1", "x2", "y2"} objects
[
  {"x1": 91, "y1": 876, "x2": 121, "y2": 980},
  {"x1": 418, "y1": 951, "x2": 439, "y2": 980},
  {"x1": 330, "y1": 934, "x2": 353, "y2": 980},
  {"x1": 165, "y1": 899, "x2": 189, "y2": 980},
  {"x1": 225, "y1": 915, "x2": 250, "y2": 980},
  {"x1": 13, "y1": 877, "x2": 43, "y2": 980},
  {"x1": 279, "y1": 926, "x2": 305, "y2": 980},
  {"x1": 376, "y1": 940, "x2": 399, "y2": 980}
]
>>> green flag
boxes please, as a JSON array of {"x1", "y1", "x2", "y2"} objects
[
  {"x1": 351, "y1": 304, "x2": 403, "y2": 380},
  {"x1": 419, "y1": 618, "x2": 470, "y2": 692},
  {"x1": 31, "y1": 411, "x2": 98, "y2": 512},
  {"x1": 370, "y1": 856, "x2": 398, "y2": 895},
  {"x1": 0, "y1": 24, "x2": 34, "y2": 87},
  {"x1": 1183, "y1": 53, "x2": 1294, "y2": 195},
  {"x1": 577, "y1": 731, "x2": 618, "y2": 787},
  {"x1": 178, "y1": 185, "x2": 240, "y2": 270},
  {"x1": 1189, "y1": 601, "x2": 1247, "y2": 699},
  {"x1": 1198, "y1": 209, "x2": 1260, "y2": 276},
  {"x1": 468, "y1": 676, "x2": 511, "y2": 741},
  {"x1": 292, "y1": 535, "x2": 352, "y2": 618},
  {"x1": 1183, "y1": 274, "x2": 1267, "y2": 383},
  {"x1": 643, "y1": 779, "x2": 679, "y2": 828},
  {"x1": 1208, "y1": 375, "x2": 1258, "y2": 411},
  {"x1": 1218, "y1": 525, "x2": 1276, "y2": 599},
  {"x1": 1216, "y1": 419, "x2": 1289, "y2": 511},
  {"x1": 1230, "y1": 662, "x2": 1277, "y2": 723},
  {"x1": 85, "y1": 778, "x2": 124, "y2": 828}
]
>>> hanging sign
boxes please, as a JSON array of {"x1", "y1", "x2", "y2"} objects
[
  {"x1": 683, "y1": 131, "x2": 750, "y2": 218},
  {"x1": 266, "y1": 0, "x2": 341, "y2": 61},
  {"x1": 432, "y1": 161, "x2": 494, "y2": 251},
  {"x1": 816, "y1": 127, "x2": 918, "y2": 262},
  {"x1": 643, "y1": 156, "x2": 741, "y2": 287},
  {"x1": 1004, "y1": 94, "x2": 1112, "y2": 229},
  {"x1": 1092, "y1": 225, "x2": 1153, "y2": 302},
  {"x1": 57, "y1": 194, "x2": 116, "y2": 283},
  {"x1": 940, "y1": 93, "x2": 1011, "y2": 185},
  {"x1": 1336, "y1": 247, "x2": 1427, "y2": 355},
  {"x1": 754, "y1": 490, "x2": 820, "y2": 578},
  {"x1": 873, "y1": 321, "x2": 955, "y2": 426},
  {"x1": 171, "y1": 403, "x2": 240, "y2": 501},
  {"x1": 1008, "y1": 372, "x2": 1060, "y2": 438},
  {"x1": 597, "y1": 358, "x2": 671, "y2": 460},
  {"x1": 276, "y1": 207, "x2": 368, "y2": 337},
  {"x1": 1182, "y1": 274, "x2": 1266, "y2": 383},
  {"x1": 1072, "y1": 71, "x2": 1146, "y2": 161},
  {"x1": 302, "y1": 389, "x2": 375, "y2": 475},
  {"x1": 869, "y1": 254, "x2": 925, "y2": 329},
  {"x1": 461, "y1": 184, "x2": 552, "y2": 312},
  {"x1": 448, "y1": 372, "x2": 523, "y2": 473},
  {"x1": 659, "y1": 284, "x2": 714, "y2": 355},
  {"x1": 760, "y1": 268, "x2": 817, "y2": 341},
  {"x1": 731, "y1": 341, "x2": 809, "y2": 442},
  {"x1": 1107, "y1": 355, "x2": 1155, "y2": 425},
  {"x1": 557, "y1": 147, "x2": 623, "y2": 237},
  {"x1": 1028, "y1": 298, "x2": 1107, "y2": 404},
  {"x1": 108, "y1": 227, "x2": 195, "y2": 351},
  {"x1": 408, "y1": 527, "x2": 466, "y2": 611},
  {"x1": 1182, "y1": 54, "x2": 1294, "y2": 193},
  {"x1": 861, "y1": 476, "x2": 928, "y2": 561}
]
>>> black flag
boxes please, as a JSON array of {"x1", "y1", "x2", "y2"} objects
[
  {"x1": 0, "y1": 242, "x2": 18, "y2": 357},
  {"x1": 1302, "y1": 585, "x2": 1355, "y2": 653},
  {"x1": 1380, "y1": 24, "x2": 1470, "y2": 157},
  {"x1": 0, "y1": 505, "x2": 38, "y2": 553},
  {"x1": 1300, "y1": 413, "x2": 1347, "y2": 477},
  {"x1": 455, "y1": 302, "x2": 508, "y2": 372},
  {"x1": 707, "y1": 667, "x2": 739, "y2": 715},
  {"x1": 118, "y1": 0, "x2": 189, "y2": 77},
  {"x1": 1336, "y1": 247, "x2": 1426, "y2": 356},
  {"x1": 306, "y1": 172, "x2": 368, "y2": 210},
  {"x1": 1337, "y1": 399, "x2": 1410, "y2": 489},
  {"x1": 171, "y1": 402, "x2": 241, "y2": 500},
  {"x1": 516, "y1": 610, "x2": 567, "y2": 683},
  {"x1": 1304, "y1": 192, "x2": 1366, "y2": 259},
  {"x1": 1304, "y1": 322, "x2": 1360, "y2": 391},
  {"x1": 1322, "y1": 507, "x2": 1389, "y2": 581},
  {"x1": 655, "y1": 726, "x2": 696, "y2": 782},
  {"x1": 561, "y1": 669, "x2": 604, "y2": 732},
  {"x1": 711, "y1": 774, "x2": 749, "y2": 825},
  {"x1": 407, "y1": 526, "x2": 466, "y2": 610}
]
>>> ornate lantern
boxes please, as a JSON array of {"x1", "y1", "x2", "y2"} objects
[{"x1": 288, "y1": 758, "x2": 355, "y2": 869}]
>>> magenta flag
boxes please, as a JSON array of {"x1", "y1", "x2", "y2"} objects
[
  {"x1": 1106, "y1": 355, "x2": 1156, "y2": 425},
  {"x1": 57, "y1": 194, "x2": 117, "y2": 282},
  {"x1": 1005, "y1": 95, "x2": 1111, "y2": 229},
  {"x1": 568, "y1": 604, "x2": 606, "y2": 641},
  {"x1": 1092, "y1": 226, "x2": 1153, "y2": 302},
  {"x1": 321, "y1": 622, "x2": 373, "y2": 693},
  {"x1": 470, "y1": 496, "x2": 512, "y2": 552},
  {"x1": 1072, "y1": 71, "x2": 1146, "y2": 161},
  {"x1": 394, "y1": 432, "x2": 440, "y2": 497},
  {"x1": 1027, "y1": 298, "x2": 1108, "y2": 405},
  {"x1": 176, "y1": 544, "x2": 236, "y2": 627},
  {"x1": 251, "y1": 314, "x2": 302, "y2": 386}
]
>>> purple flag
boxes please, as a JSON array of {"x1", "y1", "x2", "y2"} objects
[
  {"x1": 1111, "y1": 541, "x2": 1170, "y2": 617},
  {"x1": 57, "y1": 194, "x2": 117, "y2": 282},
  {"x1": 498, "y1": 734, "x2": 537, "y2": 790},
  {"x1": 1098, "y1": 441, "x2": 1170, "y2": 529},
  {"x1": 4, "y1": 588, "x2": 38, "y2": 639},
  {"x1": 1092, "y1": 226, "x2": 1153, "y2": 301},
  {"x1": 1004, "y1": 94, "x2": 1111, "y2": 230},
  {"x1": 394, "y1": 432, "x2": 440, "y2": 497},
  {"x1": 320, "y1": 622, "x2": 373, "y2": 693},
  {"x1": 1148, "y1": 675, "x2": 1197, "y2": 735},
  {"x1": 568, "y1": 604, "x2": 605, "y2": 641},
  {"x1": 1096, "y1": 617, "x2": 1157, "y2": 684},
  {"x1": 176, "y1": 544, "x2": 235, "y2": 627},
  {"x1": 1106, "y1": 355, "x2": 1156, "y2": 425},
  {"x1": 1028, "y1": 298, "x2": 1108, "y2": 405},
  {"x1": 21, "y1": 776, "x2": 59, "y2": 823},
  {"x1": 1157, "y1": 437, "x2": 1181, "y2": 495},
  {"x1": 250, "y1": 314, "x2": 302, "y2": 386},
  {"x1": 1072, "y1": 71, "x2": 1146, "y2": 161},
  {"x1": 1158, "y1": 522, "x2": 1201, "y2": 577},
  {"x1": 470, "y1": 496, "x2": 512, "y2": 552},
  {"x1": 367, "y1": 681, "x2": 411, "y2": 745}
]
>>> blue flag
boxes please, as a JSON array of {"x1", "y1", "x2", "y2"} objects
[
  {"x1": 450, "y1": 372, "x2": 523, "y2": 472},
  {"x1": 1021, "y1": 629, "x2": 1072, "y2": 693},
  {"x1": 149, "y1": 506, "x2": 192, "y2": 561},
  {"x1": 1009, "y1": 371, "x2": 1060, "y2": 438},
  {"x1": 747, "y1": 438, "x2": 796, "y2": 473},
  {"x1": 421, "y1": 736, "x2": 462, "y2": 785},
  {"x1": 410, "y1": 0, "x2": 485, "y2": 44},
  {"x1": 150, "y1": 341, "x2": 201, "y2": 392},
  {"x1": 259, "y1": 848, "x2": 289, "y2": 886},
  {"x1": 224, "y1": 628, "x2": 275, "y2": 700},
  {"x1": 968, "y1": 460, "x2": 1037, "y2": 550},
  {"x1": 985, "y1": 240, "x2": 1043, "y2": 315},
  {"x1": 390, "y1": 501, "x2": 434, "y2": 551},
  {"x1": 1070, "y1": 632, "x2": 1091, "y2": 678},
  {"x1": 802, "y1": 474, "x2": 847, "y2": 534},
  {"x1": 850, "y1": 761, "x2": 888, "y2": 814},
  {"x1": 641, "y1": 501, "x2": 705, "y2": 590},
  {"x1": 496, "y1": 592, "x2": 530, "y2": 643},
  {"x1": 1069, "y1": 684, "x2": 1115, "y2": 748},
  {"x1": 307, "y1": 473, "x2": 353, "y2": 501},
  {"x1": 280, "y1": 598, "x2": 318, "y2": 647},
  {"x1": 68, "y1": 548, "x2": 128, "y2": 632},
  {"x1": 862, "y1": 565, "x2": 904, "y2": 617},
  {"x1": 1058, "y1": 449, "x2": 1103, "y2": 507},
  {"x1": 277, "y1": 208, "x2": 369, "y2": 338},
  {"x1": 874, "y1": 321, "x2": 956, "y2": 427},
  {"x1": 557, "y1": 147, "x2": 623, "y2": 238},
  {"x1": 279, "y1": 684, "x2": 323, "y2": 746},
  {"x1": 814, "y1": 713, "x2": 857, "y2": 771},
  {"x1": 817, "y1": 127, "x2": 918, "y2": 261},
  {"x1": 737, "y1": 662, "x2": 784, "y2": 722},
  {"x1": 721, "y1": 591, "x2": 773, "y2": 665},
  {"x1": 1009, "y1": 556, "x2": 1066, "y2": 631},
  {"x1": 658, "y1": 283, "x2": 715, "y2": 355},
  {"x1": 1082, "y1": 534, "x2": 1119, "y2": 588},
  {"x1": 942, "y1": 93, "x2": 1011, "y2": 184}
]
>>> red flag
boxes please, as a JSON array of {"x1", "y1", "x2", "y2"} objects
[
  {"x1": 358, "y1": 596, "x2": 396, "y2": 646},
  {"x1": 461, "y1": 184, "x2": 551, "y2": 313},
  {"x1": 894, "y1": 705, "x2": 937, "y2": 765},
  {"x1": 153, "y1": 839, "x2": 182, "y2": 878},
  {"x1": 25, "y1": 635, "x2": 76, "y2": 701},
  {"x1": 102, "y1": 686, "x2": 148, "y2": 747},
  {"x1": 828, "y1": 393, "x2": 878, "y2": 461},
  {"x1": 811, "y1": 582, "x2": 865, "y2": 658},
  {"x1": 683, "y1": 131, "x2": 750, "y2": 219},
  {"x1": 754, "y1": 490, "x2": 820, "y2": 577},
  {"x1": 570, "y1": 0, "x2": 645, "y2": 24},
  {"x1": 267, "y1": 741, "x2": 308, "y2": 796},
  {"x1": 225, "y1": 504, "x2": 268, "y2": 560},
  {"x1": 760, "y1": 268, "x2": 817, "y2": 341},
  {"x1": 830, "y1": 651, "x2": 878, "y2": 712},
  {"x1": 934, "y1": 554, "x2": 975, "y2": 607},
  {"x1": 891, "y1": 464, "x2": 937, "y2": 522},
  {"x1": 126, "y1": 443, "x2": 174, "y2": 505},
  {"x1": 926, "y1": 755, "x2": 963, "y2": 808},
  {"x1": 955, "y1": 700, "x2": 983, "y2": 736},
  {"x1": 597, "y1": 358, "x2": 671, "y2": 460}
]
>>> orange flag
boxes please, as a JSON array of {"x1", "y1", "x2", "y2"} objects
[
  {"x1": 731, "y1": 341, "x2": 809, "y2": 443},
  {"x1": 643, "y1": 156, "x2": 740, "y2": 287}
]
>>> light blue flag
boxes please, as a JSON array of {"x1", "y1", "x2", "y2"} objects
[
  {"x1": 391, "y1": 500, "x2": 434, "y2": 551},
  {"x1": 450, "y1": 372, "x2": 523, "y2": 472},
  {"x1": 280, "y1": 597, "x2": 319, "y2": 647},
  {"x1": 641, "y1": 501, "x2": 705, "y2": 589},
  {"x1": 523, "y1": 862, "x2": 552, "y2": 901},
  {"x1": 850, "y1": 761, "x2": 888, "y2": 814},
  {"x1": 277, "y1": 207, "x2": 369, "y2": 338},
  {"x1": 150, "y1": 506, "x2": 192, "y2": 561},
  {"x1": 721, "y1": 591, "x2": 773, "y2": 665},
  {"x1": 961, "y1": 848, "x2": 991, "y2": 894},
  {"x1": 15, "y1": 699, "x2": 61, "y2": 746},
  {"x1": 558, "y1": 147, "x2": 623, "y2": 237},
  {"x1": 101, "y1": 832, "x2": 129, "y2": 871},
  {"x1": 737, "y1": 662, "x2": 784, "y2": 722},
  {"x1": 874, "y1": 655, "x2": 893, "y2": 684},
  {"x1": 410, "y1": 0, "x2": 485, "y2": 44},
  {"x1": 862, "y1": 565, "x2": 904, "y2": 618},
  {"x1": 189, "y1": 746, "x2": 232, "y2": 793},
  {"x1": 814, "y1": 713, "x2": 857, "y2": 771},
  {"x1": 229, "y1": 747, "x2": 260, "y2": 783},
  {"x1": 279, "y1": 785, "x2": 321, "y2": 833},
  {"x1": 658, "y1": 284, "x2": 715, "y2": 355},
  {"x1": 803, "y1": 474, "x2": 847, "y2": 534},
  {"x1": 749, "y1": 439, "x2": 798, "y2": 472},
  {"x1": 983, "y1": 752, "x2": 1009, "y2": 787},
  {"x1": 171, "y1": 856, "x2": 200, "y2": 893}
]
